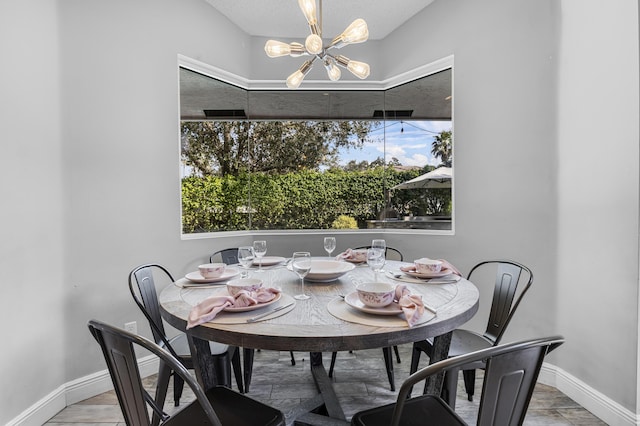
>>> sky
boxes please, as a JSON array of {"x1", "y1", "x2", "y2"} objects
[{"x1": 339, "y1": 120, "x2": 452, "y2": 168}]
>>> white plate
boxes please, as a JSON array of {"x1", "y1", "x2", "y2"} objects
[
  {"x1": 185, "y1": 267, "x2": 240, "y2": 283},
  {"x1": 402, "y1": 268, "x2": 454, "y2": 279},
  {"x1": 288, "y1": 259, "x2": 356, "y2": 282},
  {"x1": 253, "y1": 256, "x2": 287, "y2": 266},
  {"x1": 344, "y1": 292, "x2": 403, "y2": 316},
  {"x1": 223, "y1": 292, "x2": 282, "y2": 312}
]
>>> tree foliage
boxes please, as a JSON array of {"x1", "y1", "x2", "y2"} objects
[
  {"x1": 431, "y1": 130, "x2": 452, "y2": 167},
  {"x1": 181, "y1": 120, "x2": 377, "y2": 177},
  {"x1": 181, "y1": 167, "x2": 451, "y2": 233}
]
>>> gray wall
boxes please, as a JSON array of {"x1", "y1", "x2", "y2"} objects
[
  {"x1": 556, "y1": 0, "x2": 640, "y2": 410},
  {"x1": 0, "y1": 1, "x2": 66, "y2": 423},
  {"x1": 1, "y1": 0, "x2": 638, "y2": 423}
]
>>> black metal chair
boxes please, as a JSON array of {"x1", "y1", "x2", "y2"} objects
[
  {"x1": 351, "y1": 335, "x2": 564, "y2": 426},
  {"x1": 209, "y1": 248, "x2": 242, "y2": 264},
  {"x1": 128, "y1": 263, "x2": 243, "y2": 423},
  {"x1": 88, "y1": 319, "x2": 285, "y2": 426},
  {"x1": 409, "y1": 260, "x2": 533, "y2": 408},
  {"x1": 209, "y1": 248, "x2": 296, "y2": 392},
  {"x1": 329, "y1": 246, "x2": 404, "y2": 391}
]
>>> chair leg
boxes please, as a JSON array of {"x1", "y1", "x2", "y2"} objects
[
  {"x1": 382, "y1": 347, "x2": 395, "y2": 391},
  {"x1": 328, "y1": 352, "x2": 338, "y2": 377},
  {"x1": 153, "y1": 361, "x2": 172, "y2": 426},
  {"x1": 231, "y1": 347, "x2": 244, "y2": 393},
  {"x1": 462, "y1": 368, "x2": 476, "y2": 401},
  {"x1": 289, "y1": 350, "x2": 296, "y2": 366},
  {"x1": 173, "y1": 373, "x2": 185, "y2": 407},
  {"x1": 243, "y1": 348, "x2": 255, "y2": 393},
  {"x1": 407, "y1": 341, "x2": 428, "y2": 397},
  {"x1": 393, "y1": 345, "x2": 401, "y2": 363},
  {"x1": 410, "y1": 341, "x2": 427, "y2": 374},
  {"x1": 444, "y1": 367, "x2": 459, "y2": 410}
]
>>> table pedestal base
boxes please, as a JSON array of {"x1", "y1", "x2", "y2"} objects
[{"x1": 187, "y1": 333, "x2": 453, "y2": 426}]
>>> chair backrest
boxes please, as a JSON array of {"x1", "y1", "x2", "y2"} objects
[
  {"x1": 354, "y1": 246, "x2": 404, "y2": 261},
  {"x1": 88, "y1": 320, "x2": 222, "y2": 426},
  {"x1": 467, "y1": 260, "x2": 533, "y2": 344},
  {"x1": 128, "y1": 264, "x2": 175, "y2": 353},
  {"x1": 393, "y1": 336, "x2": 564, "y2": 426},
  {"x1": 210, "y1": 248, "x2": 239, "y2": 264}
]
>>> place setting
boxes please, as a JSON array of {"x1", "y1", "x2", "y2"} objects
[
  {"x1": 176, "y1": 262, "x2": 241, "y2": 288},
  {"x1": 386, "y1": 258, "x2": 462, "y2": 284},
  {"x1": 287, "y1": 254, "x2": 356, "y2": 284},
  {"x1": 327, "y1": 281, "x2": 436, "y2": 328},
  {"x1": 183, "y1": 276, "x2": 296, "y2": 326}
]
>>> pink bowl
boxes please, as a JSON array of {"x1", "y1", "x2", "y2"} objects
[{"x1": 356, "y1": 282, "x2": 395, "y2": 308}]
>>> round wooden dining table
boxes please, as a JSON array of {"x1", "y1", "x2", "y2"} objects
[{"x1": 159, "y1": 259, "x2": 479, "y2": 425}]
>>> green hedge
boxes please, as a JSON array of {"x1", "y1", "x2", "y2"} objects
[{"x1": 181, "y1": 168, "x2": 450, "y2": 233}]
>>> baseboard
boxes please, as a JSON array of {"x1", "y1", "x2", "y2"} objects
[
  {"x1": 5, "y1": 386, "x2": 67, "y2": 426},
  {"x1": 65, "y1": 355, "x2": 159, "y2": 405},
  {"x1": 539, "y1": 362, "x2": 639, "y2": 426},
  {"x1": 7, "y1": 355, "x2": 159, "y2": 426}
]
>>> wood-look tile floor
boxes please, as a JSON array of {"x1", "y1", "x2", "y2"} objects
[{"x1": 46, "y1": 344, "x2": 605, "y2": 425}]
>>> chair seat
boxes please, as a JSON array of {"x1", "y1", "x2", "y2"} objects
[
  {"x1": 165, "y1": 385, "x2": 284, "y2": 426},
  {"x1": 423, "y1": 329, "x2": 493, "y2": 358},
  {"x1": 448, "y1": 329, "x2": 493, "y2": 356},
  {"x1": 169, "y1": 333, "x2": 229, "y2": 356},
  {"x1": 351, "y1": 394, "x2": 465, "y2": 426}
]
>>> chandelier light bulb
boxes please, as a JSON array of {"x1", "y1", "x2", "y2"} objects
[
  {"x1": 305, "y1": 34, "x2": 323, "y2": 55},
  {"x1": 286, "y1": 59, "x2": 314, "y2": 89},
  {"x1": 264, "y1": 40, "x2": 291, "y2": 58},
  {"x1": 347, "y1": 60, "x2": 370, "y2": 79},
  {"x1": 333, "y1": 18, "x2": 369, "y2": 47},
  {"x1": 334, "y1": 55, "x2": 371, "y2": 79},
  {"x1": 286, "y1": 70, "x2": 305, "y2": 89},
  {"x1": 265, "y1": 41, "x2": 306, "y2": 58},
  {"x1": 324, "y1": 59, "x2": 341, "y2": 81},
  {"x1": 298, "y1": 0, "x2": 317, "y2": 26}
]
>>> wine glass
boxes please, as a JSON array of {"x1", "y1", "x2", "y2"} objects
[
  {"x1": 237, "y1": 246, "x2": 255, "y2": 278},
  {"x1": 253, "y1": 240, "x2": 267, "y2": 272},
  {"x1": 367, "y1": 248, "x2": 386, "y2": 281},
  {"x1": 291, "y1": 251, "x2": 312, "y2": 300},
  {"x1": 323, "y1": 236, "x2": 336, "y2": 258},
  {"x1": 371, "y1": 239, "x2": 386, "y2": 253},
  {"x1": 371, "y1": 239, "x2": 386, "y2": 272}
]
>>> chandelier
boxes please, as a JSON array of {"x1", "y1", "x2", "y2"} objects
[{"x1": 264, "y1": 0, "x2": 370, "y2": 88}]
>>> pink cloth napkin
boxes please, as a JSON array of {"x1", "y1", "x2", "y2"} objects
[
  {"x1": 335, "y1": 248, "x2": 355, "y2": 260},
  {"x1": 335, "y1": 248, "x2": 366, "y2": 262},
  {"x1": 186, "y1": 287, "x2": 281, "y2": 329},
  {"x1": 394, "y1": 284, "x2": 425, "y2": 327}
]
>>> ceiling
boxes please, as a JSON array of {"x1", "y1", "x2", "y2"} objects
[{"x1": 204, "y1": 0, "x2": 434, "y2": 40}]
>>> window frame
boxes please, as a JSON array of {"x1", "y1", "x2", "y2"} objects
[{"x1": 177, "y1": 55, "x2": 455, "y2": 239}]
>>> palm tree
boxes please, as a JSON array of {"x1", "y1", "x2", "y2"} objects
[{"x1": 430, "y1": 130, "x2": 452, "y2": 167}]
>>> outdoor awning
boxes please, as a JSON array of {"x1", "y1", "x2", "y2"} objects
[{"x1": 391, "y1": 167, "x2": 452, "y2": 190}]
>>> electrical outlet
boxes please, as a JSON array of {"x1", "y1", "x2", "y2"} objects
[{"x1": 124, "y1": 321, "x2": 137, "y2": 334}]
